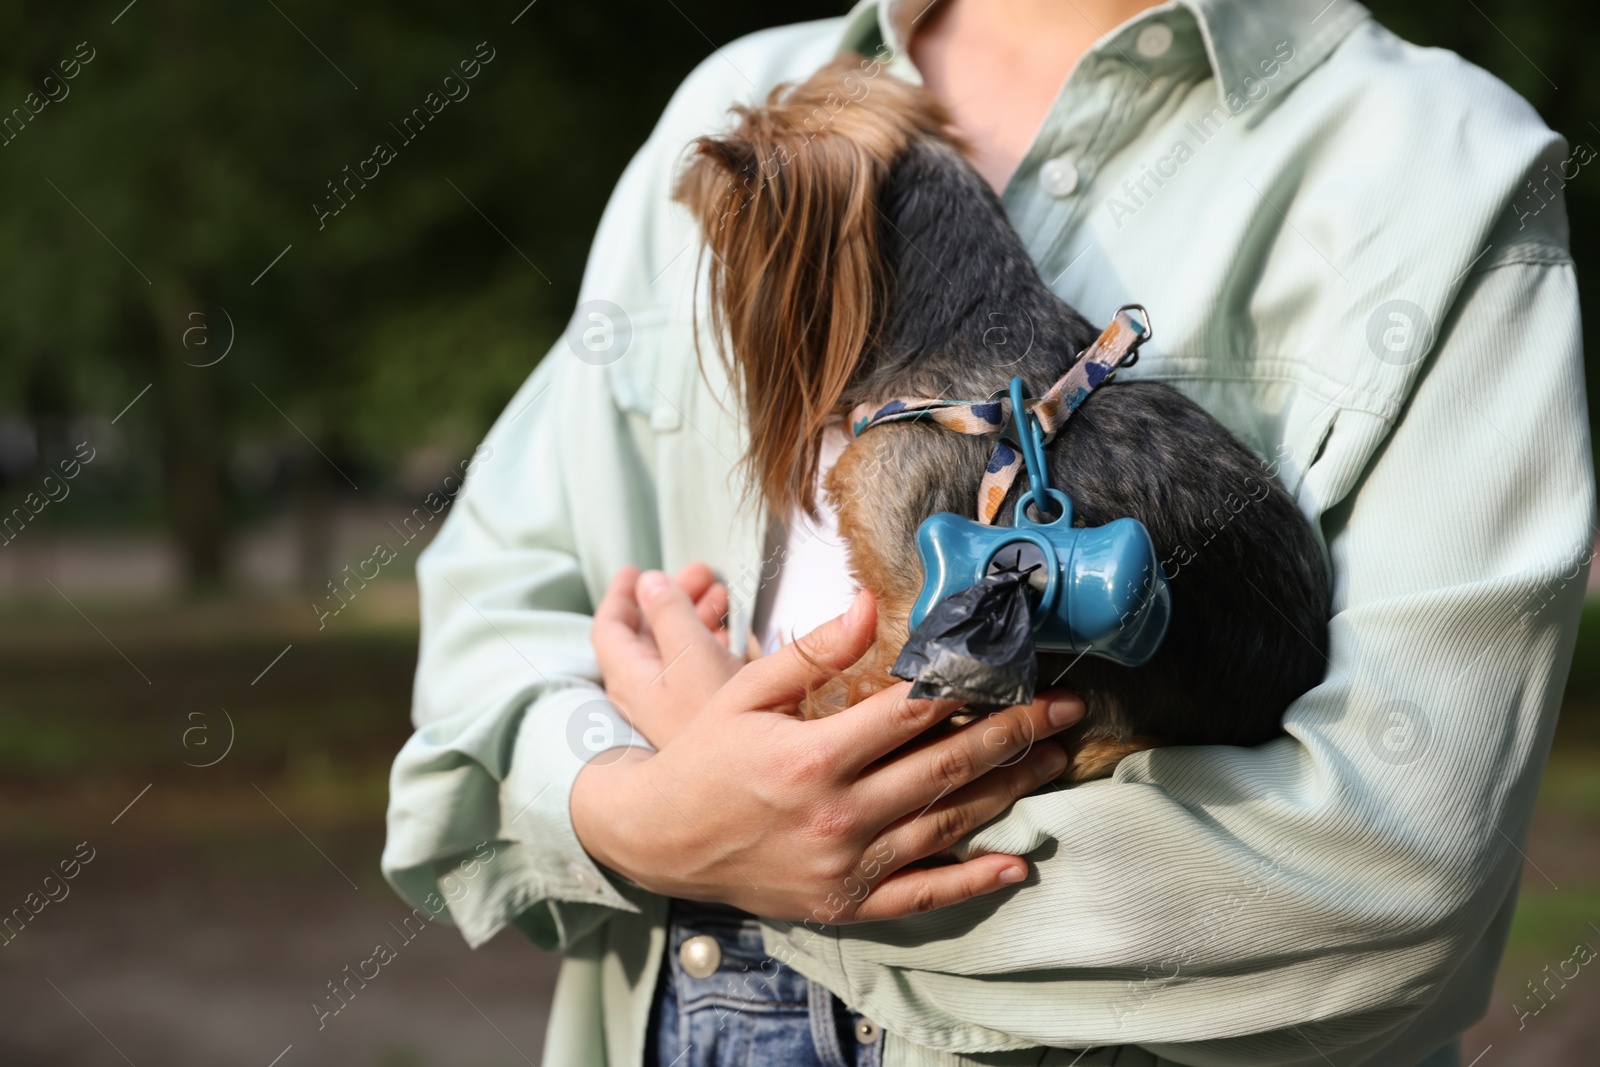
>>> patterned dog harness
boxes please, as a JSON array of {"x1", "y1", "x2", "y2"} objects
[{"x1": 848, "y1": 305, "x2": 1152, "y2": 524}]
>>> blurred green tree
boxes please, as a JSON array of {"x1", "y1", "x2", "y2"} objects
[{"x1": 0, "y1": 0, "x2": 835, "y2": 587}]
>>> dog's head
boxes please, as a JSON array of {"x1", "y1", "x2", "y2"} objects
[{"x1": 673, "y1": 57, "x2": 951, "y2": 520}]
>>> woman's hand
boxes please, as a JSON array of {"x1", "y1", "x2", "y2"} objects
[
  {"x1": 591, "y1": 562, "x2": 738, "y2": 748},
  {"x1": 572, "y1": 589, "x2": 1083, "y2": 923}
]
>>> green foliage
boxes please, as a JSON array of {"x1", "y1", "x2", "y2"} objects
[{"x1": 0, "y1": 0, "x2": 838, "y2": 580}]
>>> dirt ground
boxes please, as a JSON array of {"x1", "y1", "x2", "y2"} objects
[{"x1": 0, "y1": 834, "x2": 560, "y2": 1067}]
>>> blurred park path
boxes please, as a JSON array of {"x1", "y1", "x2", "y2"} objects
[
  {"x1": 0, "y1": 583, "x2": 565, "y2": 1066},
  {"x1": 0, "y1": 501, "x2": 445, "y2": 599},
  {"x1": 0, "y1": 838, "x2": 560, "y2": 1067}
]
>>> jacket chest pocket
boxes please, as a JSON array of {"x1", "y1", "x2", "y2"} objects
[{"x1": 599, "y1": 307, "x2": 689, "y2": 432}]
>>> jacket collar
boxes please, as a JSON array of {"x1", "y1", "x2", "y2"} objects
[{"x1": 839, "y1": 0, "x2": 1369, "y2": 107}]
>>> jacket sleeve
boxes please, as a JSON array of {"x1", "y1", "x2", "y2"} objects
[
  {"x1": 378, "y1": 16, "x2": 851, "y2": 953},
  {"x1": 765, "y1": 255, "x2": 1593, "y2": 1064},
  {"x1": 380, "y1": 139, "x2": 672, "y2": 953}
]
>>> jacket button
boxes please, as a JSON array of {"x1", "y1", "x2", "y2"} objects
[
  {"x1": 855, "y1": 1018, "x2": 883, "y2": 1044},
  {"x1": 1039, "y1": 157, "x2": 1080, "y2": 198},
  {"x1": 567, "y1": 861, "x2": 603, "y2": 893},
  {"x1": 1136, "y1": 22, "x2": 1173, "y2": 58},
  {"x1": 678, "y1": 934, "x2": 722, "y2": 979}
]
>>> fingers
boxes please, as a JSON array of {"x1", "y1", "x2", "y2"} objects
[
  {"x1": 637, "y1": 570, "x2": 727, "y2": 658},
  {"x1": 820, "y1": 684, "x2": 964, "y2": 774},
  {"x1": 846, "y1": 689, "x2": 1084, "y2": 808},
  {"x1": 871, "y1": 742, "x2": 1067, "y2": 865},
  {"x1": 596, "y1": 565, "x2": 644, "y2": 630},
  {"x1": 848, "y1": 853, "x2": 1030, "y2": 923},
  {"x1": 670, "y1": 562, "x2": 729, "y2": 642},
  {"x1": 727, "y1": 589, "x2": 878, "y2": 710},
  {"x1": 673, "y1": 561, "x2": 718, "y2": 601},
  {"x1": 592, "y1": 566, "x2": 654, "y2": 682},
  {"x1": 694, "y1": 582, "x2": 730, "y2": 636}
]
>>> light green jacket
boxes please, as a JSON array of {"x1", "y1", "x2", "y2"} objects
[{"x1": 382, "y1": 1, "x2": 1593, "y2": 1064}]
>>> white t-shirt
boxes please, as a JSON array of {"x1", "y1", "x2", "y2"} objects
[{"x1": 750, "y1": 422, "x2": 860, "y2": 655}]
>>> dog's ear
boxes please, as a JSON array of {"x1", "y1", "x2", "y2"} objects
[{"x1": 674, "y1": 56, "x2": 947, "y2": 518}]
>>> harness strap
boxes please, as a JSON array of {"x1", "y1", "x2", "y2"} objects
[{"x1": 848, "y1": 305, "x2": 1152, "y2": 524}]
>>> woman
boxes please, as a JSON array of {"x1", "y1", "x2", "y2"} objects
[{"x1": 382, "y1": 1, "x2": 1592, "y2": 1064}]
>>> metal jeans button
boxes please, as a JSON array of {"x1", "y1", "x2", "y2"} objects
[
  {"x1": 855, "y1": 1017, "x2": 883, "y2": 1044},
  {"x1": 678, "y1": 934, "x2": 722, "y2": 979}
]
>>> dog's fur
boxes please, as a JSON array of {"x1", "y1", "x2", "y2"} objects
[{"x1": 676, "y1": 58, "x2": 1330, "y2": 780}]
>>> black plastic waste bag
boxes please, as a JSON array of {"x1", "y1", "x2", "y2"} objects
[{"x1": 891, "y1": 572, "x2": 1038, "y2": 709}]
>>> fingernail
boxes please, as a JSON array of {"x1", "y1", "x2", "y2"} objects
[
  {"x1": 996, "y1": 864, "x2": 1027, "y2": 885},
  {"x1": 638, "y1": 570, "x2": 669, "y2": 601},
  {"x1": 1047, "y1": 696, "x2": 1081, "y2": 728},
  {"x1": 1038, "y1": 744, "x2": 1069, "y2": 780}
]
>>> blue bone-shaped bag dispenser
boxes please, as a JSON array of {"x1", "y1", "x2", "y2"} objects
[
  {"x1": 908, "y1": 489, "x2": 1171, "y2": 666},
  {"x1": 907, "y1": 375, "x2": 1171, "y2": 668}
]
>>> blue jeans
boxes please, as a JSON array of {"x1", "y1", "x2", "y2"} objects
[
  {"x1": 649, "y1": 900, "x2": 884, "y2": 1067},
  {"x1": 647, "y1": 900, "x2": 1466, "y2": 1067}
]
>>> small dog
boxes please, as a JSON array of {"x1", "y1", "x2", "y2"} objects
[{"x1": 674, "y1": 57, "x2": 1330, "y2": 781}]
